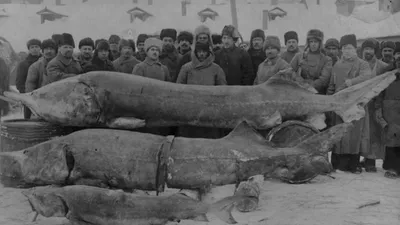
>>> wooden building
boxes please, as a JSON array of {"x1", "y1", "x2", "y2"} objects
[
  {"x1": 36, "y1": 7, "x2": 68, "y2": 24},
  {"x1": 126, "y1": 7, "x2": 152, "y2": 23}
]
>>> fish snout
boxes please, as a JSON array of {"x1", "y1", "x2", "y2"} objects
[{"x1": 23, "y1": 186, "x2": 68, "y2": 218}]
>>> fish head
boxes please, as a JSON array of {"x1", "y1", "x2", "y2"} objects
[
  {"x1": 0, "y1": 141, "x2": 70, "y2": 187},
  {"x1": 22, "y1": 186, "x2": 68, "y2": 218},
  {"x1": 277, "y1": 153, "x2": 321, "y2": 184}
]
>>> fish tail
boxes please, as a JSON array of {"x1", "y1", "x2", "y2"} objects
[
  {"x1": 209, "y1": 195, "x2": 258, "y2": 224},
  {"x1": 333, "y1": 71, "x2": 396, "y2": 123}
]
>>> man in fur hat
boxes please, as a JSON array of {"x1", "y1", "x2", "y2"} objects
[
  {"x1": 281, "y1": 31, "x2": 300, "y2": 64},
  {"x1": 381, "y1": 41, "x2": 395, "y2": 65},
  {"x1": 135, "y1": 34, "x2": 148, "y2": 62},
  {"x1": 77, "y1": 37, "x2": 94, "y2": 68},
  {"x1": 159, "y1": 28, "x2": 181, "y2": 82},
  {"x1": 247, "y1": 29, "x2": 266, "y2": 84},
  {"x1": 113, "y1": 39, "x2": 140, "y2": 74},
  {"x1": 291, "y1": 29, "x2": 332, "y2": 94},
  {"x1": 46, "y1": 33, "x2": 83, "y2": 85},
  {"x1": 214, "y1": 25, "x2": 254, "y2": 86},
  {"x1": 324, "y1": 38, "x2": 340, "y2": 66},
  {"x1": 177, "y1": 31, "x2": 193, "y2": 56},
  {"x1": 212, "y1": 34, "x2": 222, "y2": 52},
  {"x1": 109, "y1": 34, "x2": 121, "y2": 61},
  {"x1": 83, "y1": 40, "x2": 115, "y2": 72},
  {"x1": 327, "y1": 34, "x2": 373, "y2": 174},
  {"x1": 15, "y1": 38, "x2": 42, "y2": 119}
]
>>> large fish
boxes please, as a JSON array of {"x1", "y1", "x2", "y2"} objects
[
  {"x1": 23, "y1": 185, "x2": 254, "y2": 225},
  {"x1": 2, "y1": 70, "x2": 396, "y2": 130},
  {"x1": 0, "y1": 122, "x2": 351, "y2": 193}
]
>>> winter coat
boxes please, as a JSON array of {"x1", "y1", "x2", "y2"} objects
[
  {"x1": 0, "y1": 57, "x2": 9, "y2": 114},
  {"x1": 214, "y1": 46, "x2": 254, "y2": 85},
  {"x1": 176, "y1": 52, "x2": 227, "y2": 139},
  {"x1": 15, "y1": 54, "x2": 41, "y2": 93},
  {"x1": 82, "y1": 52, "x2": 115, "y2": 73},
  {"x1": 247, "y1": 48, "x2": 266, "y2": 84},
  {"x1": 159, "y1": 47, "x2": 182, "y2": 82},
  {"x1": 132, "y1": 57, "x2": 171, "y2": 82},
  {"x1": 25, "y1": 57, "x2": 52, "y2": 92},
  {"x1": 281, "y1": 49, "x2": 299, "y2": 64},
  {"x1": 113, "y1": 55, "x2": 140, "y2": 74},
  {"x1": 327, "y1": 56, "x2": 373, "y2": 155},
  {"x1": 134, "y1": 51, "x2": 147, "y2": 62},
  {"x1": 253, "y1": 56, "x2": 291, "y2": 85},
  {"x1": 178, "y1": 47, "x2": 191, "y2": 56},
  {"x1": 291, "y1": 51, "x2": 333, "y2": 94},
  {"x1": 45, "y1": 54, "x2": 83, "y2": 85},
  {"x1": 77, "y1": 54, "x2": 92, "y2": 69}
]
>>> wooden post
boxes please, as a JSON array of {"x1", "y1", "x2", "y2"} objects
[
  {"x1": 230, "y1": 0, "x2": 238, "y2": 30},
  {"x1": 181, "y1": 1, "x2": 186, "y2": 16},
  {"x1": 148, "y1": 0, "x2": 153, "y2": 5},
  {"x1": 316, "y1": 0, "x2": 320, "y2": 5},
  {"x1": 262, "y1": 10, "x2": 268, "y2": 30}
]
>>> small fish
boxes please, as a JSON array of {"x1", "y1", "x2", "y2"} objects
[{"x1": 23, "y1": 185, "x2": 256, "y2": 225}]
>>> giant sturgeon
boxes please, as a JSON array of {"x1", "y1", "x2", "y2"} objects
[
  {"x1": 2, "y1": 70, "x2": 396, "y2": 130},
  {"x1": 0, "y1": 122, "x2": 351, "y2": 193}
]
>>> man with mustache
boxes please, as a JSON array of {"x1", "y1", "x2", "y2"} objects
[
  {"x1": 324, "y1": 38, "x2": 340, "y2": 66},
  {"x1": 113, "y1": 38, "x2": 140, "y2": 74},
  {"x1": 212, "y1": 34, "x2": 222, "y2": 52},
  {"x1": 380, "y1": 41, "x2": 395, "y2": 64},
  {"x1": 253, "y1": 35, "x2": 290, "y2": 84},
  {"x1": 108, "y1": 34, "x2": 121, "y2": 61},
  {"x1": 77, "y1": 37, "x2": 94, "y2": 68},
  {"x1": 134, "y1": 34, "x2": 148, "y2": 62},
  {"x1": 159, "y1": 28, "x2": 181, "y2": 82},
  {"x1": 83, "y1": 40, "x2": 115, "y2": 72},
  {"x1": 46, "y1": 33, "x2": 83, "y2": 85},
  {"x1": 281, "y1": 31, "x2": 300, "y2": 64},
  {"x1": 247, "y1": 29, "x2": 266, "y2": 84},
  {"x1": 177, "y1": 31, "x2": 193, "y2": 56}
]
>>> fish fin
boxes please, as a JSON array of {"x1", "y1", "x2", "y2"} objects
[
  {"x1": 223, "y1": 121, "x2": 267, "y2": 144},
  {"x1": 263, "y1": 68, "x2": 318, "y2": 94},
  {"x1": 3, "y1": 91, "x2": 37, "y2": 110},
  {"x1": 106, "y1": 117, "x2": 146, "y2": 130},
  {"x1": 304, "y1": 113, "x2": 326, "y2": 130},
  {"x1": 295, "y1": 123, "x2": 352, "y2": 154},
  {"x1": 333, "y1": 70, "x2": 396, "y2": 123},
  {"x1": 193, "y1": 215, "x2": 209, "y2": 222},
  {"x1": 210, "y1": 195, "x2": 257, "y2": 224}
]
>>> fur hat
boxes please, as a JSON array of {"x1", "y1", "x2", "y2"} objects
[
  {"x1": 160, "y1": 28, "x2": 177, "y2": 41},
  {"x1": 194, "y1": 25, "x2": 211, "y2": 37},
  {"x1": 325, "y1": 38, "x2": 340, "y2": 49},
  {"x1": 394, "y1": 42, "x2": 400, "y2": 55},
  {"x1": 60, "y1": 33, "x2": 75, "y2": 48},
  {"x1": 108, "y1": 34, "x2": 121, "y2": 45},
  {"x1": 137, "y1": 34, "x2": 148, "y2": 44},
  {"x1": 361, "y1": 38, "x2": 378, "y2": 52},
  {"x1": 284, "y1": 31, "x2": 298, "y2": 44},
  {"x1": 27, "y1": 39, "x2": 41, "y2": 49},
  {"x1": 78, "y1": 37, "x2": 95, "y2": 49},
  {"x1": 95, "y1": 39, "x2": 108, "y2": 49},
  {"x1": 221, "y1": 25, "x2": 240, "y2": 39},
  {"x1": 381, "y1": 41, "x2": 396, "y2": 50},
  {"x1": 51, "y1": 34, "x2": 63, "y2": 47},
  {"x1": 144, "y1": 37, "x2": 163, "y2": 52},
  {"x1": 96, "y1": 40, "x2": 110, "y2": 51},
  {"x1": 263, "y1": 35, "x2": 281, "y2": 51},
  {"x1": 41, "y1": 39, "x2": 57, "y2": 50},
  {"x1": 177, "y1": 31, "x2": 194, "y2": 44},
  {"x1": 250, "y1": 29, "x2": 265, "y2": 41},
  {"x1": 212, "y1": 34, "x2": 222, "y2": 45},
  {"x1": 119, "y1": 39, "x2": 136, "y2": 52},
  {"x1": 307, "y1": 29, "x2": 324, "y2": 43},
  {"x1": 340, "y1": 34, "x2": 357, "y2": 49},
  {"x1": 195, "y1": 42, "x2": 210, "y2": 52}
]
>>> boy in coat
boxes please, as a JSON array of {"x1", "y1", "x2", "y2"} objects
[{"x1": 113, "y1": 39, "x2": 140, "y2": 74}]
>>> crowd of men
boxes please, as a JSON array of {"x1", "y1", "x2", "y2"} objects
[{"x1": 1, "y1": 24, "x2": 400, "y2": 180}]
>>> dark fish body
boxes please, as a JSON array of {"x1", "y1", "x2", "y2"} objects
[
  {"x1": 0, "y1": 122, "x2": 351, "y2": 191},
  {"x1": 3, "y1": 70, "x2": 396, "y2": 130}
]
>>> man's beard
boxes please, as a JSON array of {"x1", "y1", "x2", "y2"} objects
[
  {"x1": 363, "y1": 53, "x2": 374, "y2": 61},
  {"x1": 44, "y1": 53, "x2": 55, "y2": 60},
  {"x1": 383, "y1": 54, "x2": 393, "y2": 61},
  {"x1": 287, "y1": 45, "x2": 297, "y2": 52},
  {"x1": 252, "y1": 43, "x2": 262, "y2": 50},
  {"x1": 180, "y1": 43, "x2": 189, "y2": 49},
  {"x1": 163, "y1": 44, "x2": 175, "y2": 53},
  {"x1": 82, "y1": 53, "x2": 92, "y2": 60}
]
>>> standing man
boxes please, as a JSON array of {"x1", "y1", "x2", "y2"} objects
[
  {"x1": 46, "y1": 33, "x2": 82, "y2": 85},
  {"x1": 108, "y1": 34, "x2": 121, "y2": 61},
  {"x1": 113, "y1": 39, "x2": 140, "y2": 74},
  {"x1": 381, "y1": 41, "x2": 395, "y2": 65},
  {"x1": 214, "y1": 25, "x2": 254, "y2": 86},
  {"x1": 281, "y1": 31, "x2": 299, "y2": 64},
  {"x1": 177, "y1": 31, "x2": 193, "y2": 56},
  {"x1": 15, "y1": 38, "x2": 41, "y2": 119},
  {"x1": 291, "y1": 29, "x2": 332, "y2": 94},
  {"x1": 247, "y1": 29, "x2": 266, "y2": 84},
  {"x1": 212, "y1": 34, "x2": 222, "y2": 52},
  {"x1": 135, "y1": 34, "x2": 148, "y2": 62},
  {"x1": 0, "y1": 57, "x2": 10, "y2": 116},
  {"x1": 324, "y1": 38, "x2": 340, "y2": 66},
  {"x1": 77, "y1": 37, "x2": 94, "y2": 69},
  {"x1": 159, "y1": 28, "x2": 181, "y2": 82}
]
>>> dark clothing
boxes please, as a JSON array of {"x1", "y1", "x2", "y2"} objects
[
  {"x1": 45, "y1": 54, "x2": 83, "y2": 85},
  {"x1": 214, "y1": 46, "x2": 254, "y2": 85},
  {"x1": 331, "y1": 153, "x2": 360, "y2": 172},
  {"x1": 134, "y1": 51, "x2": 147, "y2": 62},
  {"x1": 113, "y1": 56, "x2": 140, "y2": 74},
  {"x1": 176, "y1": 51, "x2": 191, "y2": 79},
  {"x1": 83, "y1": 51, "x2": 115, "y2": 72},
  {"x1": 178, "y1": 47, "x2": 191, "y2": 56},
  {"x1": 247, "y1": 48, "x2": 266, "y2": 84},
  {"x1": 15, "y1": 54, "x2": 41, "y2": 93},
  {"x1": 383, "y1": 147, "x2": 400, "y2": 174},
  {"x1": 280, "y1": 49, "x2": 299, "y2": 64},
  {"x1": 0, "y1": 57, "x2": 10, "y2": 115},
  {"x1": 159, "y1": 48, "x2": 181, "y2": 82}
]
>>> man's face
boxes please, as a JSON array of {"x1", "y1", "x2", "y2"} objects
[
  {"x1": 79, "y1": 46, "x2": 93, "y2": 59},
  {"x1": 265, "y1": 47, "x2": 279, "y2": 59},
  {"x1": 197, "y1": 34, "x2": 209, "y2": 44},
  {"x1": 121, "y1": 46, "x2": 133, "y2": 58},
  {"x1": 147, "y1": 47, "x2": 160, "y2": 60},
  {"x1": 196, "y1": 49, "x2": 209, "y2": 62},
  {"x1": 179, "y1": 39, "x2": 190, "y2": 50},
  {"x1": 382, "y1": 48, "x2": 394, "y2": 60},
  {"x1": 309, "y1": 39, "x2": 320, "y2": 52},
  {"x1": 162, "y1": 37, "x2": 174, "y2": 46},
  {"x1": 222, "y1": 35, "x2": 234, "y2": 48},
  {"x1": 251, "y1": 37, "x2": 263, "y2": 50},
  {"x1": 97, "y1": 50, "x2": 109, "y2": 61},
  {"x1": 43, "y1": 47, "x2": 56, "y2": 60},
  {"x1": 363, "y1": 47, "x2": 375, "y2": 61},
  {"x1": 109, "y1": 44, "x2": 119, "y2": 55},
  {"x1": 286, "y1": 39, "x2": 298, "y2": 52},
  {"x1": 29, "y1": 45, "x2": 41, "y2": 56},
  {"x1": 137, "y1": 42, "x2": 145, "y2": 52},
  {"x1": 395, "y1": 54, "x2": 400, "y2": 69},
  {"x1": 59, "y1": 45, "x2": 73, "y2": 58},
  {"x1": 325, "y1": 46, "x2": 339, "y2": 58}
]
